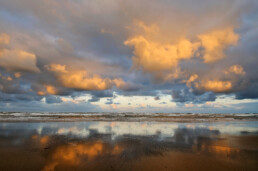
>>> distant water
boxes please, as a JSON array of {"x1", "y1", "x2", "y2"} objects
[
  {"x1": 0, "y1": 120, "x2": 258, "y2": 170},
  {"x1": 0, "y1": 112, "x2": 258, "y2": 122}
]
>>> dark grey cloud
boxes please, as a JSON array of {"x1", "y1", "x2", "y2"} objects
[
  {"x1": 0, "y1": 100, "x2": 100, "y2": 112},
  {"x1": 0, "y1": 92, "x2": 43, "y2": 102},
  {"x1": 154, "y1": 96, "x2": 160, "y2": 100},
  {"x1": 45, "y1": 96, "x2": 62, "y2": 104},
  {"x1": 90, "y1": 90, "x2": 114, "y2": 98},
  {"x1": 235, "y1": 82, "x2": 258, "y2": 99},
  {"x1": 105, "y1": 98, "x2": 113, "y2": 105},
  {"x1": 88, "y1": 90, "x2": 114, "y2": 102},
  {"x1": 172, "y1": 88, "x2": 216, "y2": 103},
  {"x1": 88, "y1": 96, "x2": 100, "y2": 103}
]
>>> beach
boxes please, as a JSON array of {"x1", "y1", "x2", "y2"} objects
[
  {"x1": 1, "y1": 0, "x2": 258, "y2": 170},
  {"x1": 0, "y1": 113, "x2": 257, "y2": 171}
]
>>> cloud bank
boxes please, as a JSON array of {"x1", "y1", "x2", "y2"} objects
[{"x1": 0, "y1": 0, "x2": 257, "y2": 112}]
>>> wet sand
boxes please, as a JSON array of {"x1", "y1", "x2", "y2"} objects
[{"x1": 0, "y1": 120, "x2": 258, "y2": 170}]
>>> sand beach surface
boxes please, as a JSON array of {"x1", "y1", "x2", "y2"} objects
[{"x1": 0, "y1": 113, "x2": 257, "y2": 171}]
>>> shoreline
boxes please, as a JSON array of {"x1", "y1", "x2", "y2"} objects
[{"x1": 0, "y1": 112, "x2": 258, "y2": 122}]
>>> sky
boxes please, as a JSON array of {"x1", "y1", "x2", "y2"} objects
[{"x1": 0, "y1": 0, "x2": 258, "y2": 113}]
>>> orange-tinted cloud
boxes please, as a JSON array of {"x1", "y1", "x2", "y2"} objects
[
  {"x1": 0, "y1": 0, "x2": 256, "y2": 107},
  {"x1": 37, "y1": 91, "x2": 45, "y2": 96},
  {"x1": 47, "y1": 64, "x2": 128, "y2": 91},
  {"x1": 132, "y1": 20, "x2": 159, "y2": 34},
  {"x1": 225, "y1": 65, "x2": 245, "y2": 75},
  {"x1": 45, "y1": 85, "x2": 58, "y2": 95},
  {"x1": 196, "y1": 80, "x2": 232, "y2": 93},
  {"x1": 125, "y1": 36, "x2": 199, "y2": 73},
  {"x1": 37, "y1": 85, "x2": 58, "y2": 96},
  {"x1": 0, "y1": 33, "x2": 40, "y2": 72},
  {"x1": 185, "y1": 74, "x2": 199, "y2": 87},
  {"x1": 0, "y1": 49, "x2": 40, "y2": 72},
  {"x1": 125, "y1": 23, "x2": 239, "y2": 84},
  {"x1": 198, "y1": 28, "x2": 239, "y2": 63},
  {"x1": 0, "y1": 33, "x2": 10, "y2": 45}
]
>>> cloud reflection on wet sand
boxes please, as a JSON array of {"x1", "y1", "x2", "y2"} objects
[
  {"x1": 42, "y1": 141, "x2": 124, "y2": 171},
  {"x1": 0, "y1": 121, "x2": 257, "y2": 170}
]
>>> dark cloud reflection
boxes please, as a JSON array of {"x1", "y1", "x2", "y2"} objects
[{"x1": 0, "y1": 121, "x2": 257, "y2": 170}]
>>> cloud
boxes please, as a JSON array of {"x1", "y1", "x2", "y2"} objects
[
  {"x1": 105, "y1": 98, "x2": 113, "y2": 104},
  {"x1": 185, "y1": 75, "x2": 233, "y2": 94},
  {"x1": 37, "y1": 85, "x2": 58, "y2": 96},
  {"x1": 125, "y1": 23, "x2": 240, "y2": 85},
  {"x1": 198, "y1": 28, "x2": 239, "y2": 63},
  {"x1": 0, "y1": 0, "x2": 257, "y2": 112},
  {"x1": 196, "y1": 80, "x2": 232, "y2": 93},
  {"x1": 0, "y1": 91, "x2": 43, "y2": 102},
  {"x1": 185, "y1": 103, "x2": 194, "y2": 108},
  {"x1": 225, "y1": 65, "x2": 245, "y2": 75},
  {"x1": 0, "y1": 34, "x2": 40, "y2": 72},
  {"x1": 88, "y1": 90, "x2": 114, "y2": 102},
  {"x1": 88, "y1": 96, "x2": 100, "y2": 102},
  {"x1": 172, "y1": 88, "x2": 216, "y2": 103},
  {"x1": 154, "y1": 96, "x2": 160, "y2": 100},
  {"x1": 0, "y1": 49, "x2": 39, "y2": 72},
  {"x1": 0, "y1": 33, "x2": 10, "y2": 44},
  {"x1": 235, "y1": 82, "x2": 258, "y2": 99},
  {"x1": 184, "y1": 65, "x2": 247, "y2": 94},
  {"x1": 111, "y1": 103, "x2": 118, "y2": 109},
  {"x1": 124, "y1": 35, "x2": 199, "y2": 79},
  {"x1": 47, "y1": 64, "x2": 129, "y2": 91},
  {"x1": 90, "y1": 90, "x2": 114, "y2": 98},
  {"x1": 45, "y1": 96, "x2": 62, "y2": 104}
]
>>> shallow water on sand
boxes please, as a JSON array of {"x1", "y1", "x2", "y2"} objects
[{"x1": 0, "y1": 121, "x2": 258, "y2": 171}]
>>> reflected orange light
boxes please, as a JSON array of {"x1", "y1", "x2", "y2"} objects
[
  {"x1": 31, "y1": 135, "x2": 39, "y2": 140},
  {"x1": 31, "y1": 135, "x2": 50, "y2": 146},
  {"x1": 112, "y1": 145, "x2": 124, "y2": 155},
  {"x1": 42, "y1": 141, "x2": 124, "y2": 171},
  {"x1": 209, "y1": 145, "x2": 240, "y2": 154},
  {"x1": 40, "y1": 136, "x2": 50, "y2": 145},
  {"x1": 195, "y1": 139, "x2": 240, "y2": 156}
]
